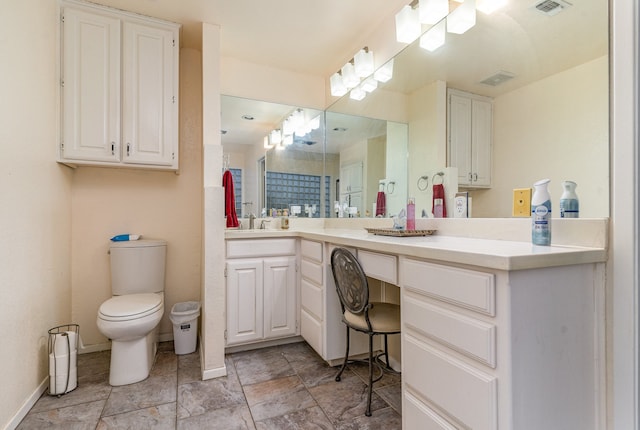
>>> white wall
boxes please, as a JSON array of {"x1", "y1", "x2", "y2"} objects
[
  {"x1": 70, "y1": 49, "x2": 204, "y2": 348},
  {"x1": 473, "y1": 56, "x2": 609, "y2": 218},
  {"x1": 0, "y1": 1, "x2": 73, "y2": 428}
]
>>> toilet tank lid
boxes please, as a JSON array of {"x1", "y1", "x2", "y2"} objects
[{"x1": 110, "y1": 239, "x2": 167, "y2": 249}]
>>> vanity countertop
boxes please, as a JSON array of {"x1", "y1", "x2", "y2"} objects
[{"x1": 225, "y1": 224, "x2": 607, "y2": 271}]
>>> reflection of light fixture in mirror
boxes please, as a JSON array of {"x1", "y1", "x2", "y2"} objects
[
  {"x1": 330, "y1": 72, "x2": 348, "y2": 97},
  {"x1": 419, "y1": 0, "x2": 449, "y2": 24},
  {"x1": 354, "y1": 47, "x2": 374, "y2": 77},
  {"x1": 361, "y1": 76, "x2": 378, "y2": 93},
  {"x1": 283, "y1": 134, "x2": 293, "y2": 146},
  {"x1": 270, "y1": 129, "x2": 282, "y2": 145},
  {"x1": 309, "y1": 115, "x2": 320, "y2": 130},
  {"x1": 341, "y1": 62, "x2": 359, "y2": 89},
  {"x1": 350, "y1": 86, "x2": 366, "y2": 101},
  {"x1": 476, "y1": 0, "x2": 507, "y2": 14},
  {"x1": 447, "y1": 0, "x2": 476, "y2": 34},
  {"x1": 263, "y1": 136, "x2": 273, "y2": 149},
  {"x1": 282, "y1": 118, "x2": 294, "y2": 135},
  {"x1": 374, "y1": 58, "x2": 394, "y2": 83},
  {"x1": 420, "y1": 19, "x2": 446, "y2": 51},
  {"x1": 395, "y1": 4, "x2": 421, "y2": 43}
]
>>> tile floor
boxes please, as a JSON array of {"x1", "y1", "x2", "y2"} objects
[{"x1": 18, "y1": 341, "x2": 402, "y2": 429}]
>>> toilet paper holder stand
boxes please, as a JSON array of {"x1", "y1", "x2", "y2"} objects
[{"x1": 48, "y1": 323, "x2": 80, "y2": 396}]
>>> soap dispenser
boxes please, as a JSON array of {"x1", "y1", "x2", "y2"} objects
[
  {"x1": 559, "y1": 181, "x2": 579, "y2": 218},
  {"x1": 531, "y1": 179, "x2": 552, "y2": 246}
]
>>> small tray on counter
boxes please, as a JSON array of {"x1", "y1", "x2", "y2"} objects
[{"x1": 365, "y1": 228, "x2": 436, "y2": 237}]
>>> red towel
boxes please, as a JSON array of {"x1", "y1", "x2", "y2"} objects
[
  {"x1": 375, "y1": 191, "x2": 386, "y2": 217},
  {"x1": 432, "y1": 184, "x2": 447, "y2": 218},
  {"x1": 223, "y1": 170, "x2": 239, "y2": 228}
]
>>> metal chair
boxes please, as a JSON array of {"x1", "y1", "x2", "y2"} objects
[{"x1": 330, "y1": 247, "x2": 401, "y2": 416}]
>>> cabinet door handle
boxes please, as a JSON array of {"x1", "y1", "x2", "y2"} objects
[
  {"x1": 126, "y1": 143, "x2": 130, "y2": 157},
  {"x1": 468, "y1": 172, "x2": 473, "y2": 182},
  {"x1": 473, "y1": 173, "x2": 478, "y2": 182},
  {"x1": 111, "y1": 142, "x2": 115, "y2": 155}
]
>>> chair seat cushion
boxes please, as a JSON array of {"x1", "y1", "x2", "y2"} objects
[{"x1": 344, "y1": 302, "x2": 401, "y2": 333}]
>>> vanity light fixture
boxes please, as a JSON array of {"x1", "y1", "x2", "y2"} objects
[
  {"x1": 395, "y1": 3, "x2": 421, "y2": 43},
  {"x1": 361, "y1": 76, "x2": 378, "y2": 93},
  {"x1": 447, "y1": 0, "x2": 476, "y2": 34},
  {"x1": 270, "y1": 129, "x2": 282, "y2": 145},
  {"x1": 419, "y1": 0, "x2": 449, "y2": 24},
  {"x1": 354, "y1": 47, "x2": 374, "y2": 78},
  {"x1": 330, "y1": 72, "x2": 348, "y2": 97},
  {"x1": 341, "y1": 62, "x2": 360, "y2": 89},
  {"x1": 420, "y1": 18, "x2": 446, "y2": 51},
  {"x1": 374, "y1": 58, "x2": 394, "y2": 83},
  {"x1": 349, "y1": 86, "x2": 367, "y2": 101}
]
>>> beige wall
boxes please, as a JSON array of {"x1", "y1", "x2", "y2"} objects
[
  {"x1": 0, "y1": 1, "x2": 73, "y2": 428},
  {"x1": 473, "y1": 56, "x2": 609, "y2": 218},
  {"x1": 70, "y1": 49, "x2": 204, "y2": 348}
]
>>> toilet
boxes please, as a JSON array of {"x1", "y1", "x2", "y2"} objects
[{"x1": 97, "y1": 239, "x2": 167, "y2": 386}]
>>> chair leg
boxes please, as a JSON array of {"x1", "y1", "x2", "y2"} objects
[
  {"x1": 384, "y1": 334, "x2": 391, "y2": 370},
  {"x1": 335, "y1": 325, "x2": 350, "y2": 382},
  {"x1": 366, "y1": 333, "x2": 373, "y2": 417}
]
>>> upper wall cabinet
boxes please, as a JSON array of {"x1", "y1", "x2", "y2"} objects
[
  {"x1": 58, "y1": 0, "x2": 180, "y2": 171},
  {"x1": 448, "y1": 89, "x2": 493, "y2": 188}
]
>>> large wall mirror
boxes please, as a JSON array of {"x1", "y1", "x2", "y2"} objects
[{"x1": 222, "y1": 0, "x2": 609, "y2": 220}]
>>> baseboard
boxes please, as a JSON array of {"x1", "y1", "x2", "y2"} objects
[
  {"x1": 4, "y1": 377, "x2": 48, "y2": 430},
  {"x1": 224, "y1": 335, "x2": 304, "y2": 354}
]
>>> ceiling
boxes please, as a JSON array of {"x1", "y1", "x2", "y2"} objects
[{"x1": 85, "y1": 0, "x2": 409, "y2": 77}]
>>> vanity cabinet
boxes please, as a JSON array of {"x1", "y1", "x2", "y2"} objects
[
  {"x1": 59, "y1": 0, "x2": 179, "y2": 170},
  {"x1": 400, "y1": 256, "x2": 603, "y2": 430},
  {"x1": 448, "y1": 89, "x2": 492, "y2": 188},
  {"x1": 225, "y1": 239, "x2": 298, "y2": 346}
]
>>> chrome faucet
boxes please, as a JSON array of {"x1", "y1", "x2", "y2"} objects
[
  {"x1": 260, "y1": 219, "x2": 271, "y2": 229},
  {"x1": 249, "y1": 213, "x2": 256, "y2": 230}
]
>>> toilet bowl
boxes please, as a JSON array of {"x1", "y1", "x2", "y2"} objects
[{"x1": 97, "y1": 293, "x2": 164, "y2": 386}]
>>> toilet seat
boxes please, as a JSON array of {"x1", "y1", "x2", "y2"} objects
[{"x1": 98, "y1": 293, "x2": 163, "y2": 322}]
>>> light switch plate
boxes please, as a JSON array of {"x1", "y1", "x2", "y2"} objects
[{"x1": 513, "y1": 188, "x2": 532, "y2": 217}]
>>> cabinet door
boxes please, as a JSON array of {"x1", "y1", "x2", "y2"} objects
[
  {"x1": 226, "y1": 259, "x2": 264, "y2": 345},
  {"x1": 471, "y1": 99, "x2": 492, "y2": 187},
  {"x1": 61, "y1": 7, "x2": 121, "y2": 163},
  {"x1": 122, "y1": 22, "x2": 177, "y2": 167},
  {"x1": 263, "y1": 256, "x2": 297, "y2": 339},
  {"x1": 448, "y1": 93, "x2": 473, "y2": 186},
  {"x1": 340, "y1": 162, "x2": 363, "y2": 194}
]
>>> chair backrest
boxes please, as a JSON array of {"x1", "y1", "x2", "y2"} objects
[{"x1": 331, "y1": 248, "x2": 369, "y2": 314}]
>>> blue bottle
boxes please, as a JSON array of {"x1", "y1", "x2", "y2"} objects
[{"x1": 531, "y1": 179, "x2": 551, "y2": 246}]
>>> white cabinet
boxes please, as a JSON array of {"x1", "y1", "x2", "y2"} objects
[
  {"x1": 401, "y1": 256, "x2": 603, "y2": 430},
  {"x1": 225, "y1": 239, "x2": 298, "y2": 346},
  {"x1": 448, "y1": 89, "x2": 492, "y2": 188},
  {"x1": 340, "y1": 162, "x2": 363, "y2": 194},
  {"x1": 59, "y1": 0, "x2": 179, "y2": 170}
]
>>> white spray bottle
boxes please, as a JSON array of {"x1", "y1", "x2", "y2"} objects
[{"x1": 531, "y1": 179, "x2": 551, "y2": 246}]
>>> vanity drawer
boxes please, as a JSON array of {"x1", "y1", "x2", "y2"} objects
[
  {"x1": 301, "y1": 239, "x2": 323, "y2": 263},
  {"x1": 403, "y1": 293, "x2": 496, "y2": 368},
  {"x1": 226, "y1": 239, "x2": 296, "y2": 259},
  {"x1": 402, "y1": 258, "x2": 495, "y2": 316},
  {"x1": 404, "y1": 391, "x2": 457, "y2": 430},
  {"x1": 301, "y1": 259, "x2": 323, "y2": 285},
  {"x1": 301, "y1": 278, "x2": 323, "y2": 319},
  {"x1": 404, "y1": 334, "x2": 497, "y2": 430},
  {"x1": 357, "y1": 250, "x2": 397, "y2": 284}
]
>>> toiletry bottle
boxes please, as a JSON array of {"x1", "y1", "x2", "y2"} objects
[
  {"x1": 281, "y1": 209, "x2": 289, "y2": 229},
  {"x1": 531, "y1": 179, "x2": 552, "y2": 246},
  {"x1": 559, "y1": 181, "x2": 579, "y2": 218},
  {"x1": 406, "y1": 197, "x2": 416, "y2": 230}
]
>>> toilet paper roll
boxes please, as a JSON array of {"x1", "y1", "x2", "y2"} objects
[
  {"x1": 51, "y1": 331, "x2": 78, "y2": 356},
  {"x1": 49, "y1": 368, "x2": 77, "y2": 394},
  {"x1": 49, "y1": 351, "x2": 77, "y2": 375}
]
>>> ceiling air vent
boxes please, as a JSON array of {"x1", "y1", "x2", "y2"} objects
[
  {"x1": 480, "y1": 71, "x2": 516, "y2": 87},
  {"x1": 532, "y1": 0, "x2": 572, "y2": 16}
]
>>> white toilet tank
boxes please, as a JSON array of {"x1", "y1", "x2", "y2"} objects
[{"x1": 110, "y1": 239, "x2": 167, "y2": 295}]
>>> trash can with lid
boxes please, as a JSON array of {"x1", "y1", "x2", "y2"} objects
[{"x1": 170, "y1": 301, "x2": 200, "y2": 354}]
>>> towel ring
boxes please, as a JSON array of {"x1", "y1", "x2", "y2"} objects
[
  {"x1": 432, "y1": 172, "x2": 444, "y2": 185},
  {"x1": 386, "y1": 181, "x2": 396, "y2": 194},
  {"x1": 417, "y1": 175, "x2": 429, "y2": 191}
]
